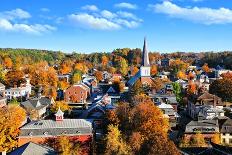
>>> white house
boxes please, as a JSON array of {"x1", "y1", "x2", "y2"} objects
[{"x1": 5, "y1": 78, "x2": 31, "y2": 100}]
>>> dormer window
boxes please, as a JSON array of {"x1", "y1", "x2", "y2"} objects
[{"x1": 44, "y1": 131, "x2": 48, "y2": 135}]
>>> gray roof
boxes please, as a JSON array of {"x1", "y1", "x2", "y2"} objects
[
  {"x1": 187, "y1": 119, "x2": 218, "y2": 127},
  {"x1": 221, "y1": 119, "x2": 232, "y2": 133},
  {"x1": 9, "y1": 142, "x2": 55, "y2": 155},
  {"x1": 19, "y1": 119, "x2": 93, "y2": 137},
  {"x1": 21, "y1": 97, "x2": 53, "y2": 110}
]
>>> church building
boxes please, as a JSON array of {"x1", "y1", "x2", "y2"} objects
[{"x1": 128, "y1": 38, "x2": 153, "y2": 87}]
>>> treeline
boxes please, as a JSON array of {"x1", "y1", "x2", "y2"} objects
[{"x1": 1, "y1": 48, "x2": 232, "y2": 70}]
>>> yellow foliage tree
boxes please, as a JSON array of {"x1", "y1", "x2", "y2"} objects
[
  {"x1": 177, "y1": 71, "x2": 186, "y2": 79},
  {"x1": 51, "y1": 101, "x2": 71, "y2": 113},
  {"x1": 211, "y1": 133, "x2": 221, "y2": 144},
  {"x1": 191, "y1": 132, "x2": 207, "y2": 147},
  {"x1": 105, "y1": 125, "x2": 131, "y2": 155},
  {"x1": 102, "y1": 55, "x2": 109, "y2": 66},
  {"x1": 0, "y1": 105, "x2": 26, "y2": 152}
]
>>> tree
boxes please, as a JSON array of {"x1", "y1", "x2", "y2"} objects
[
  {"x1": 58, "y1": 81, "x2": 69, "y2": 90},
  {"x1": 130, "y1": 65, "x2": 139, "y2": 76},
  {"x1": 211, "y1": 133, "x2": 221, "y2": 144},
  {"x1": 57, "y1": 136, "x2": 73, "y2": 155},
  {"x1": 187, "y1": 81, "x2": 196, "y2": 95},
  {"x1": 209, "y1": 78, "x2": 232, "y2": 102},
  {"x1": 0, "y1": 105, "x2": 26, "y2": 152},
  {"x1": 59, "y1": 63, "x2": 72, "y2": 75},
  {"x1": 4, "y1": 57, "x2": 13, "y2": 69},
  {"x1": 191, "y1": 132, "x2": 207, "y2": 147},
  {"x1": 106, "y1": 110, "x2": 119, "y2": 125},
  {"x1": 5, "y1": 69, "x2": 26, "y2": 87},
  {"x1": 170, "y1": 59, "x2": 189, "y2": 74},
  {"x1": 110, "y1": 96, "x2": 180, "y2": 155},
  {"x1": 129, "y1": 132, "x2": 144, "y2": 154},
  {"x1": 202, "y1": 63, "x2": 211, "y2": 73},
  {"x1": 187, "y1": 72, "x2": 195, "y2": 80},
  {"x1": 151, "y1": 65, "x2": 158, "y2": 76},
  {"x1": 129, "y1": 80, "x2": 144, "y2": 98},
  {"x1": 71, "y1": 70, "x2": 82, "y2": 84},
  {"x1": 140, "y1": 133, "x2": 180, "y2": 155},
  {"x1": 50, "y1": 101, "x2": 71, "y2": 113},
  {"x1": 118, "y1": 58, "x2": 128, "y2": 76},
  {"x1": 105, "y1": 125, "x2": 131, "y2": 155},
  {"x1": 74, "y1": 63, "x2": 88, "y2": 74},
  {"x1": 177, "y1": 71, "x2": 186, "y2": 79},
  {"x1": 172, "y1": 82, "x2": 183, "y2": 105},
  {"x1": 102, "y1": 55, "x2": 109, "y2": 66},
  {"x1": 179, "y1": 137, "x2": 190, "y2": 148},
  {"x1": 95, "y1": 71, "x2": 103, "y2": 82},
  {"x1": 8, "y1": 98, "x2": 19, "y2": 105}
]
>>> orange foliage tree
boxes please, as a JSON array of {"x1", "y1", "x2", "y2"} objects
[
  {"x1": 177, "y1": 71, "x2": 187, "y2": 79},
  {"x1": 3, "y1": 57, "x2": 13, "y2": 69},
  {"x1": 202, "y1": 63, "x2": 211, "y2": 73},
  {"x1": 0, "y1": 105, "x2": 26, "y2": 152},
  {"x1": 151, "y1": 65, "x2": 158, "y2": 76},
  {"x1": 95, "y1": 71, "x2": 103, "y2": 82},
  {"x1": 106, "y1": 96, "x2": 180, "y2": 155},
  {"x1": 5, "y1": 69, "x2": 26, "y2": 87},
  {"x1": 101, "y1": 55, "x2": 109, "y2": 66},
  {"x1": 130, "y1": 65, "x2": 139, "y2": 76}
]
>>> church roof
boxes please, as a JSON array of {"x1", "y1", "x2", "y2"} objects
[{"x1": 141, "y1": 37, "x2": 150, "y2": 67}]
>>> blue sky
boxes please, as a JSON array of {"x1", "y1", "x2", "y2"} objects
[{"x1": 0, "y1": 0, "x2": 232, "y2": 53}]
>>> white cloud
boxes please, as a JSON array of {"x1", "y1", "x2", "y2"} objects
[
  {"x1": 68, "y1": 4, "x2": 143, "y2": 30},
  {"x1": 0, "y1": 8, "x2": 56, "y2": 35},
  {"x1": 68, "y1": 13, "x2": 121, "y2": 30},
  {"x1": 149, "y1": 1, "x2": 232, "y2": 25},
  {"x1": 117, "y1": 11, "x2": 142, "y2": 22},
  {"x1": 114, "y1": 19, "x2": 139, "y2": 28},
  {"x1": 0, "y1": 18, "x2": 56, "y2": 35},
  {"x1": 81, "y1": 5, "x2": 99, "y2": 11},
  {"x1": 114, "y1": 2, "x2": 137, "y2": 10},
  {"x1": 0, "y1": 8, "x2": 31, "y2": 20},
  {"x1": 101, "y1": 10, "x2": 117, "y2": 19}
]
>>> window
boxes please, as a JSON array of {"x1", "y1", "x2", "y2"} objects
[
  {"x1": 230, "y1": 139, "x2": 232, "y2": 144},
  {"x1": 230, "y1": 133, "x2": 232, "y2": 136},
  {"x1": 223, "y1": 138, "x2": 226, "y2": 143},
  {"x1": 44, "y1": 131, "x2": 48, "y2": 135}
]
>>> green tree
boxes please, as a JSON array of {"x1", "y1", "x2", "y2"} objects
[
  {"x1": 71, "y1": 70, "x2": 82, "y2": 84},
  {"x1": 172, "y1": 82, "x2": 184, "y2": 106},
  {"x1": 119, "y1": 58, "x2": 128, "y2": 76}
]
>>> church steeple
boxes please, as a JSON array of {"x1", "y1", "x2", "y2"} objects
[{"x1": 142, "y1": 37, "x2": 150, "y2": 67}]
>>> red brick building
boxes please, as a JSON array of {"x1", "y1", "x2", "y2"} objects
[{"x1": 64, "y1": 83, "x2": 90, "y2": 103}]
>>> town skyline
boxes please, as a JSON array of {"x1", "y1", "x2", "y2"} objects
[{"x1": 1, "y1": 0, "x2": 232, "y2": 53}]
